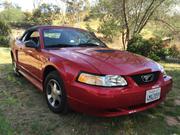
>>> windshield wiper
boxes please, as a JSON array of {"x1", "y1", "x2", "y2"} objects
[
  {"x1": 78, "y1": 43, "x2": 103, "y2": 47},
  {"x1": 45, "y1": 43, "x2": 106, "y2": 48},
  {"x1": 45, "y1": 44, "x2": 75, "y2": 48}
]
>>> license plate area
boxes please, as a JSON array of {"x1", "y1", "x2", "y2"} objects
[{"x1": 145, "y1": 87, "x2": 161, "y2": 103}]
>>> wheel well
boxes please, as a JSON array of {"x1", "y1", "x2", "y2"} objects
[{"x1": 43, "y1": 65, "x2": 57, "y2": 81}]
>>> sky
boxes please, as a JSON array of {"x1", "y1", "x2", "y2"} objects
[
  {"x1": 0, "y1": 0, "x2": 97, "y2": 12},
  {"x1": 11, "y1": 0, "x2": 65, "y2": 11},
  {"x1": 1, "y1": 0, "x2": 179, "y2": 13}
]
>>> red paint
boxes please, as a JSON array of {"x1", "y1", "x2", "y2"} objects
[{"x1": 11, "y1": 26, "x2": 172, "y2": 117}]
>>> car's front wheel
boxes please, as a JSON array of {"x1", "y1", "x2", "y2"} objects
[{"x1": 44, "y1": 71, "x2": 68, "y2": 113}]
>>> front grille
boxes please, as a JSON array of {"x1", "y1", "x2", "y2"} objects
[{"x1": 131, "y1": 71, "x2": 160, "y2": 85}]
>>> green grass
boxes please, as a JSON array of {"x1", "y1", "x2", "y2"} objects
[
  {"x1": 0, "y1": 47, "x2": 179, "y2": 135},
  {"x1": 0, "y1": 112, "x2": 14, "y2": 135}
]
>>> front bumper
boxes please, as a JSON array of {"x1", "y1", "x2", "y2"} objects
[{"x1": 67, "y1": 75, "x2": 172, "y2": 117}]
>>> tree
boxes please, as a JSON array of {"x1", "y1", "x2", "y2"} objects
[
  {"x1": 91, "y1": 0, "x2": 171, "y2": 49},
  {"x1": 152, "y1": 0, "x2": 180, "y2": 38},
  {"x1": 0, "y1": 21, "x2": 11, "y2": 46},
  {"x1": 64, "y1": 0, "x2": 90, "y2": 24},
  {"x1": 0, "y1": 2, "x2": 25, "y2": 23},
  {"x1": 31, "y1": 3, "x2": 61, "y2": 25}
]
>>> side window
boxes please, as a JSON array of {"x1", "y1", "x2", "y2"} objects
[
  {"x1": 23, "y1": 31, "x2": 40, "y2": 46},
  {"x1": 29, "y1": 31, "x2": 40, "y2": 45}
]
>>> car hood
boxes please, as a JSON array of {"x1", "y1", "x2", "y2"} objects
[{"x1": 49, "y1": 47, "x2": 160, "y2": 75}]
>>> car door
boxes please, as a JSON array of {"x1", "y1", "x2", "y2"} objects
[
  {"x1": 17, "y1": 32, "x2": 29, "y2": 71},
  {"x1": 18, "y1": 30, "x2": 44, "y2": 82}
]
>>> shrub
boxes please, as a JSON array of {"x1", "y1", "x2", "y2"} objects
[
  {"x1": 127, "y1": 34, "x2": 151, "y2": 57},
  {"x1": 148, "y1": 37, "x2": 169, "y2": 60},
  {"x1": 127, "y1": 35, "x2": 169, "y2": 61},
  {"x1": 0, "y1": 21, "x2": 11, "y2": 46}
]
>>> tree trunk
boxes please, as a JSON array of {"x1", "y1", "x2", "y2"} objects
[
  {"x1": 121, "y1": 30, "x2": 129, "y2": 50},
  {"x1": 122, "y1": 0, "x2": 130, "y2": 50}
]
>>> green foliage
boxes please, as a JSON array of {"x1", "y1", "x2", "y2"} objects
[
  {"x1": 0, "y1": 21, "x2": 11, "y2": 46},
  {"x1": 127, "y1": 35, "x2": 150, "y2": 56},
  {"x1": 98, "y1": 19, "x2": 120, "y2": 42},
  {"x1": 0, "y1": 7, "x2": 25, "y2": 23},
  {"x1": 127, "y1": 35, "x2": 169, "y2": 61},
  {"x1": 29, "y1": 4, "x2": 61, "y2": 25},
  {"x1": 148, "y1": 37, "x2": 169, "y2": 60}
]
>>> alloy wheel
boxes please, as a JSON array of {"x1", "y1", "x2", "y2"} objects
[{"x1": 46, "y1": 79, "x2": 62, "y2": 108}]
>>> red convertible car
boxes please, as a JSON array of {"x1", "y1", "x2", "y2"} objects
[{"x1": 10, "y1": 26, "x2": 172, "y2": 117}]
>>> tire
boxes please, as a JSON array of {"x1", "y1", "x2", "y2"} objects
[
  {"x1": 11, "y1": 56, "x2": 20, "y2": 76},
  {"x1": 44, "y1": 71, "x2": 68, "y2": 114}
]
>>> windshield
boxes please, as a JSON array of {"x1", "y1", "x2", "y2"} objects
[{"x1": 43, "y1": 28, "x2": 106, "y2": 48}]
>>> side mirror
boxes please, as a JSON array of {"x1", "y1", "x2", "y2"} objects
[{"x1": 25, "y1": 40, "x2": 38, "y2": 48}]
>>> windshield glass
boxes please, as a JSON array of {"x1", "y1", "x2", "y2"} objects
[{"x1": 43, "y1": 28, "x2": 106, "y2": 48}]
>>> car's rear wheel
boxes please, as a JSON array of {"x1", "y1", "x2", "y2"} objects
[{"x1": 44, "y1": 71, "x2": 68, "y2": 113}]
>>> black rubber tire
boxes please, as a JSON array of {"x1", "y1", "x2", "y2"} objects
[{"x1": 44, "y1": 71, "x2": 68, "y2": 114}]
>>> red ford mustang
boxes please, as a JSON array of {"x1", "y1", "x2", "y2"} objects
[{"x1": 10, "y1": 26, "x2": 172, "y2": 117}]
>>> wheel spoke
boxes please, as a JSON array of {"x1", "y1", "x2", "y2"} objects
[
  {"x1": 47, "y1": 94, "x2": 52, "y2": 100},
  {"x1": 56, "y1": 89, "x2": 62, "y2": 95},
  {"x1": 51, "y1": 98, "x2": 55, "y2": 107},
  {"x1": 53, "y1": 83, "x2": 57, "y2": 90}
]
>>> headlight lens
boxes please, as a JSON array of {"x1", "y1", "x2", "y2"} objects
[
  {"x1": 77, "y1": 72, "x2": 127, "y2": 87},
  {"x1": 158, "y1": 64, "x2": 167, "y2": 78},
  {"x1": 162, "y1": 68, "x2": 167, "y2": 78}
]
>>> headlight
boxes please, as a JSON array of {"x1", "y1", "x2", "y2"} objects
[
  {"x1": 77, "y1": 72, "x2": 127, "y2": 87},
  {"x1": 157, "y1": 64, "x2": 167, "y2": 78},
  {"x1": 162, "y1": 68, "x2": 167, "y2": 78}
]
